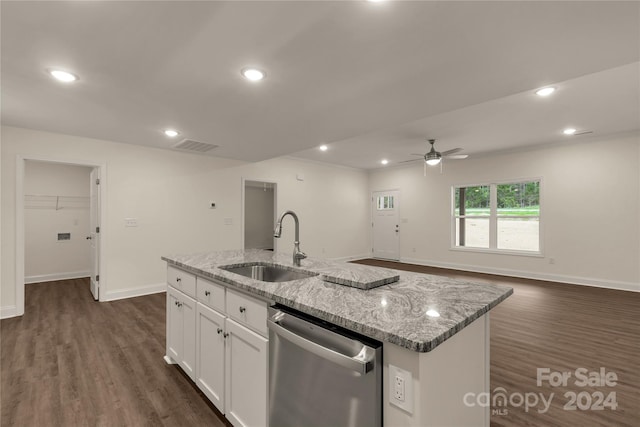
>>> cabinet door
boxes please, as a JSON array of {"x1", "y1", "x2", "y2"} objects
[
  {"x1": 225, "y1": 318, "x2": 268, "y2": 427},
  {"x1": 180, "y1": 293, "x2": 197, "y2": 381},
  {"x1": 167, "y1": 287, "x2": 182, "y2": 362},
  {"x1": 196, "y1": 303, "x2": 226, "y2": 411}
]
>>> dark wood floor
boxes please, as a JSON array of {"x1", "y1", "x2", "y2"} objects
[
  {"x1": 2, "y1": 266, "x2": 639, "y2": 427},
  {"x1": 355, "y1": 259, "x2": 640, "y2": 427},
  {"x1": 0, "y1": 278, "x2": 228, "y2": 427}
]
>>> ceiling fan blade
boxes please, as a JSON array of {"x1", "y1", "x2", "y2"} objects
[
  {"x1": 409, "y1": 153, "x2": 425, "y2": 156},
  {"x1": 440, "y1": 147, "x2": 463, "y2": 156},
  {"x1": 444, "y1": 154, "x2": 469, "y2": 160},
  {"x1": 398, "y1": 158, "x2": 423, "y2": 164}
]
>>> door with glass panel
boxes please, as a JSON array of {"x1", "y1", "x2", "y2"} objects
[{"x1": 372, "y1": 190, "x2": 400, "y2": 260}]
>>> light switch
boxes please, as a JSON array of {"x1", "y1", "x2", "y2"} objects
[{"x1": 224, "y1": 218, "x2": 233, "y2": 225}]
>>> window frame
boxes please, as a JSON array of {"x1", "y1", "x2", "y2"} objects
[{"x1": 451, "y1": 178, "x2": 543, "y2": 257}]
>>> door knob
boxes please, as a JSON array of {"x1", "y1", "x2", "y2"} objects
[{"x1": 86, "y1": 236, "x2": 92, "y2": 240}]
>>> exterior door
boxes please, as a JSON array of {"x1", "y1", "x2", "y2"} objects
[
  {"x1": 372, "y1": 190, "x2": 400, "y2": 260},
  {"x1": 89, "y1": 168, "x2": 100, "y2": 300}
]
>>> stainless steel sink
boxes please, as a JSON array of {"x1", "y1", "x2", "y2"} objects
[{"x1": 220, "y1": 263, "x2": 318, "y2": 283}]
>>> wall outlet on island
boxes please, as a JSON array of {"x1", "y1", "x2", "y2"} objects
[{"x1": 389, "y1": 364, "x2": 413, "y2": 413}]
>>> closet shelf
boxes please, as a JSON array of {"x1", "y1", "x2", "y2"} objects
[{"x1": 25, "y1": 194, "x2": 90, "y2": 210}]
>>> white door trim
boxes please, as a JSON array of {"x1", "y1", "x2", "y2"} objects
[
  {"x1": 241, "y1": 177, "x2": 278, "y2": 252},
  {"x1": 15, "y1": 155, "x2": 108, "y2": 316}
]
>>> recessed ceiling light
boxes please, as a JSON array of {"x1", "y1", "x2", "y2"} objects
[
  {"x1": 426, "y1": 309, "x2": 440, "y2": 318},
  {"x1": 381, "y1": 159, "x2": 389, "y2": 165},
  {"x1": 563, "y1": 128, "x2": 577, "y2": 135},
  {"x1": 319, "y1": 145, "x2": 328, "y2": 151},
  {"x1": 164, "y1": 129, "x2": 180, "y2": 137},
  {"x1": 535, "y1": 87, "x2": 555, "y2": 97},
  {"x1": 241, "y1": 68, "x2": 266, "y2": 81},
  {"x1": 47, "y1": 69, "x2": 78, "y2": 83}
]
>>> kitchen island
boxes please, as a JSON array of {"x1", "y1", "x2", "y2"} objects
[{"x1": 162, "y1": 249, "x2": 512, "y2": 427}]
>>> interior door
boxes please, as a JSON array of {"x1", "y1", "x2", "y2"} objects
[
  {"x1": 89, "y1": 168, "x2": 100, "y2": 300},
  {"x1": 372, "y1": 190, "x2": 400, "y2": 260}
]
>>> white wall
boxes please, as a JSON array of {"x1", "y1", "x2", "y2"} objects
[
  {"x1": 369, "y1": 132, "x2": 640, "y2": 291},
  {"x1": 244, "y1": 185, "x2": 275, "y2": 250},
  {"x1": 1, "y1": 126, "x2": 370, "y2": 317},
  {"x1": 24, "y1": 161, "x2": 92, "y2": 282}
]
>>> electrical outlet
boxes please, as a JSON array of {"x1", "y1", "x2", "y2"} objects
[
  {"x1": 389, "y1": 364, "x2": 413, "y2": 413},
  {"x1": 394, "y1": 375, "x2": 405, "y2": 401}
]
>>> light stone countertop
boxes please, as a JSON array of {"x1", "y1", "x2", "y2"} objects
[{"x1": 162, "y1": 249, "x2": 513, "y2": 352}]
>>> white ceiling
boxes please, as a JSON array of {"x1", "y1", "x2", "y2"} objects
[{"x1": 2, "y1": 1, "x2": 639, "y2": 169}]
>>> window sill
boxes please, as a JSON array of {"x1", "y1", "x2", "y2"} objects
[{"x1": 449, "y1": 247, "x2": 544, "y2": 258}]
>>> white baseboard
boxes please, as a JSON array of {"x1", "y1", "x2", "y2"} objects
[
  {"x1": 103, "y1": 282, "x2": 166, "y2": 302},
  {"x1": 1, "y1": 306, "x2": 18, "y2": 319},
  {"x1": 330, "y1": 253, "x2": 372, "y2": 263},
  {"x1": 399, "y1": 257, "x2": 640, "y2": 293},
  {"x1": 25, "y1": 271, "x2": 91, "y2": 284}
]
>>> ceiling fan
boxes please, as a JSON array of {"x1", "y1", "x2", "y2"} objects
[{"x1": 399, "y1": 139, "x2": 468, "y2": 174}]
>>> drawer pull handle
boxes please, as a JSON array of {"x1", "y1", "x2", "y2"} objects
[
  {"x1": 223, "y1": 332, "x2": 229, "y2": 338},
  {"x1": 217, "y1": 328, "x2": 223, "y2": 334},
  {"x1": 239, "y1": 306, "x2": 246, "y2": 313},
  {"x1": 177, "y1": 302, "x2": 183, "y2": 307},
  {"x1": 176, "y1": 277, "x2": 182, "y2": 283},
  {"x1": 204, "y1": 290, "x2": 211, "y2": 296}
]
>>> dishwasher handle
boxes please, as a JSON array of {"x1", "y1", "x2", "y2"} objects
[{"x1": 267, "y1": 318, "x2": 374, "y2": 375}]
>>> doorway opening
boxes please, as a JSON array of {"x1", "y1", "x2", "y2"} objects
[
  {"x1": 371, "y1": 189, "x2": 400, "y2": 261},
  {"x1": 242, "y1": 179, "x2": 277, "y2": 251},
  {"x1": 15, "y1": 156, "x2": 106, "y2": 316}
]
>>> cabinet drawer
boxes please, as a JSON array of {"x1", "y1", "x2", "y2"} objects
[
  {"x1": 197, "y1": 277, "x2": 225, "y2": 312},
  {"x1": 167, "y1": 266, "x2": 196, "y2": 298},
  {"x1": 226, "y1": 289, "x2": 268, "y2": 336}
]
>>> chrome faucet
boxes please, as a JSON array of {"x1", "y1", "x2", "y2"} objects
[{"x1": 274, "y1": 210, "x2": 307, "y2": 266}]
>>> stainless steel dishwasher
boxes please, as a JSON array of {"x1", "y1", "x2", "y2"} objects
[{"x1": 268, "y1": 305, "x2": 382, "y2": 427}]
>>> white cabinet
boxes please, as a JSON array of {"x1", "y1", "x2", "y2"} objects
[
  {"x1": 167, "y1": 285, "x2": 196, "y2": 381},
  {"x1": 167, "y1": 266, "x2": 269, "y2": 427},
  {"x1": 196, "y1": 302, "x2": 226, "y2": 409},
  {"x1": 225, "y1": 317, "x2": 268, "y2": 427}
]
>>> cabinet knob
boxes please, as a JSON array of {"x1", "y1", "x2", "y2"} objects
[
  {"x1": 217, "y1": 328, "x2": 223, "y2": 334},
  {"x1": 176, "y1": 277, "x2": 182, "y2": 283},
  {"x1": 205, "y1": 290, "x2": 211, "y2": 297},
  {"x1": 223, "y1": 332, "x2": 229, "y2": 338},
  {"x1": 239, "y1": 306, "x2": 246, "y2": 313},
  {"x1": 174, "y1": 301, "x2": 178, "y2": 306},
  {"x1": 178, "y1": 302, "x2": 183, "y2": 308}
]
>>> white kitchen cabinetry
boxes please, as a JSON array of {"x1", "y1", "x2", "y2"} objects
[
  {"x1": 167, "y1": 285, "x2": 196, "y2": 380},
  {"x1": 224, "y1": 317, "x2": 268, "y2": 427},
  {"x1": 196, "y1": 302, "x2": 226, "y2": 409},
  {"x1": 167, "y1": 269, "x2": 269, "y2": 427}
]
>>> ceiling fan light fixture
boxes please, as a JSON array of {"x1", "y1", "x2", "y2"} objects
[
  {"x1": 563, "y1": 127, "x2": 577, "y2": 135},
  {"x1": 426, "y1": 157, "x2": 441, "y2": 166}
]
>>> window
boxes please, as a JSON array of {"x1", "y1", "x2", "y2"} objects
[
  {"x1": 453, "y1": 180, "x2": 540, "y2": 253},
  {"x1": 376, "y1": 195, "x2": 395, "y2": 210}
]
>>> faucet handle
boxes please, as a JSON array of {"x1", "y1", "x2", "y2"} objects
[{"x1": 295, "y1": 250, "x2": 307, "y2": 260}]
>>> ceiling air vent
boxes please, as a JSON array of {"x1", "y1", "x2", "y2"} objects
[{"x1": 172, "y1": 139, "x2": 219, "y2": 153}]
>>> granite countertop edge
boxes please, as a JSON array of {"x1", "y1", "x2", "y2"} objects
[{"x1": 162, "y1": 251, "x2": 513, "y2": 353}]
